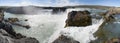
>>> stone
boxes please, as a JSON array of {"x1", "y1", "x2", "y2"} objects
[
  {"x1": 8, "y1": 18, "x2": 19, "y2": 22},
  {"x1": 65, "y1": 10, "x2": 92, "y2": 27},
  {"x1": 53, "y1": 35, "x2": 79, "y2": 43},
  {"x1": 0, "y1": 29, "x2": 39, "y2": 43}
]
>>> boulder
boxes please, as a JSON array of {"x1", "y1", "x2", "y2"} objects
[
  {"x1": 105, "y1": 38, "x2": 120, "y2": 43},
  {"x1": 0, "y1": 29, "x2": 39, "y2": 43},
  {"x1": 53, "y1": 35, "x2": 79, "y2": 43},
  {"x1": 7, "y1": 18, "x2": 19, "y2": 22},
  {"x1": 65, "y1": 10, "x2": 92, "y2": 27}
]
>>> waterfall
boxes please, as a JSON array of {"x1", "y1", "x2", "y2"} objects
[
  {"x1": 47, "y1": 18, "x2": 104, "y2": 43},
  {"x1": 4, "y1": 10, "x2": 67, "y2": 43},
  {"x1": 4, "y1": 8, "x2": 105, "y2": 43},
  {"x1": 45, "y1": 9, "x2": 104, "y2": 43}
]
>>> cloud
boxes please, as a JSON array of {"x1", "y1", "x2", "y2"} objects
[
  {"x1": 0, "y1": 0, "x2": 120, "y2": 7},
  {"x1": 51, "y1": 0, "x2": 80, "y2": 6},
  {"x1": 0, "y1": 0, "x2": 80, "y2": 6},
  {"x1": 0, "y1": 0, "x2": 30, "y2": 6}
]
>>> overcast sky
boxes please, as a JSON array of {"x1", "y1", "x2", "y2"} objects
[{"x1": 0, "y1": 0, "x2": 120, "y2": 7}]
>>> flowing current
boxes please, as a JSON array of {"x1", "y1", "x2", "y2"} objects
[{"x1": 4, "y1": 8, "x2": 104, "y2": 43}]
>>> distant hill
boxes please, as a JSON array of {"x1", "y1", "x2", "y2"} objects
[{"x1": 64, "y1": 5, "x2": 114, "y2": 9}]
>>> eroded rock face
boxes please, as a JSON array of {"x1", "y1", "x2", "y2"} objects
[
  {"x1": 53, "y1": 35, "x2": 79, "y2": 43},
  {"x1": 65, "y1": 10, "x2": 92, "y2": 27},
  {"x1": 91, "y1": 13, "x2": 120, "y2": 43},
  {"x1": 12, "y1": 38, "x2": 39, "y2": 43},
  {"x1": 91, "y1": 22, "x2": 120, "y2": 43},
  {"x1": 0, "y1": 29, "x2": 39, "y2": 43}
]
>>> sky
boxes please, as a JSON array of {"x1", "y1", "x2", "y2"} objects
[{"x1": 0, "y1": 0, "x2": 120, "y2": 7}]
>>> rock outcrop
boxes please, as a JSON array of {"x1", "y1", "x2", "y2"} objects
[
  {"x1": 91, "y1": 22, "x2": 120, "y2": 43},
  {"x1": 53, "y1": 35, "x2": 79, "y2": 43},
  {"x1": 0, "y1": 29, "x2": 39, "y2": 43},
  {"x1": 91, "y1": 11, "x2": 120, "y2": 43},
  {"x1": 52, "y1": 7, "x2": 66, "y2": 14},
  {"x1": 65, "y1": 10, "x2": 92, "y2": 27}
]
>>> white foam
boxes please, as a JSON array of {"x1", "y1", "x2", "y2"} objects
[
  {"x1": 60, "y1": 19, "x2": 104, "y2": 43},
  {"x1": 46, "y1": 13, "x2": 104, "y2": 43}
]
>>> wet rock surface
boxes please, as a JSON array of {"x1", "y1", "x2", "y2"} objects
[
  {"x1": 91, "y1": 12, "x2": 120, "y2": 43},
  {"x1": 53, "y1": 35, "x2": 79, "y2": 43},
  {"x1": 0, "y1": 29, "x2": 39, "y2": 43},
  {"x1": 65, "y1": 10, "x2": 92, "y2": 27},
  {"x1": 92, "y1": 22, "x2": 120, "y2": 43}
]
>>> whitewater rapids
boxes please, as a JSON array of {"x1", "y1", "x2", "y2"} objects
[{"x1": 4, "y1": 8, "x2": 104, "y2": 43}]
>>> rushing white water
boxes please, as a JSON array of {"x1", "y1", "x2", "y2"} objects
[
  {"x1": 4, "y1": 10, "x2": 67, "y2": 43},
  {"x1": 46, "y1": 18, "x2": 104, "y2": 43},
  {"x1": 4, "y1": 8, "x2": 105, "y2": 43}
]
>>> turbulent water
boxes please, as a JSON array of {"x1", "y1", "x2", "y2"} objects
[
  {"x1": 4, "y1": 10, "x2": 67, "y2": 43},
  {"x1": 4, "y1": 8, "x2": 108, "y2": 43}
]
